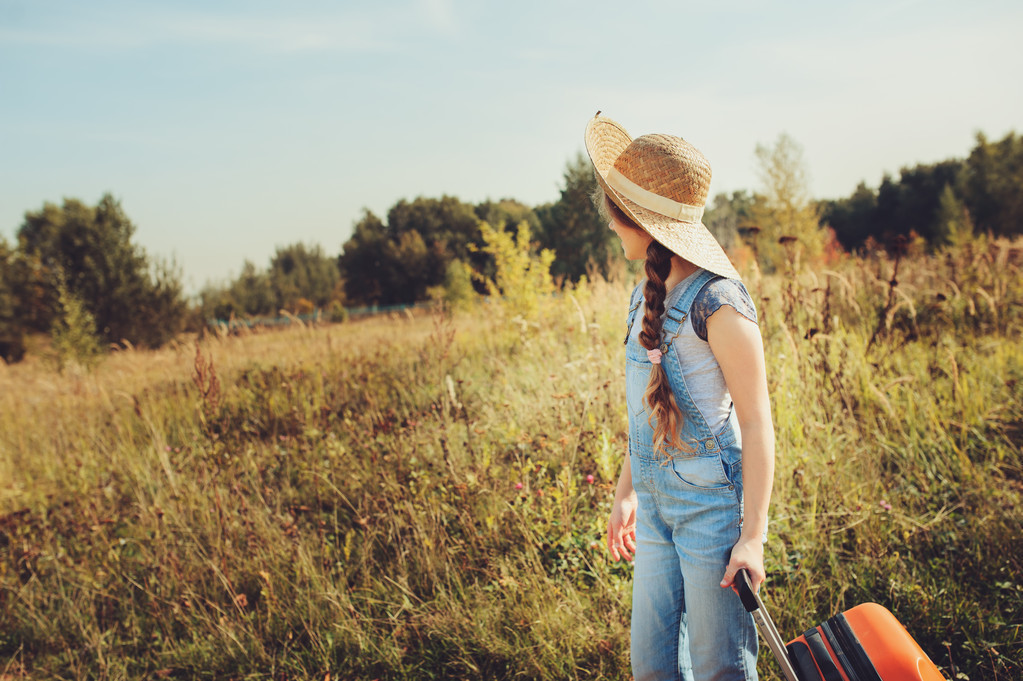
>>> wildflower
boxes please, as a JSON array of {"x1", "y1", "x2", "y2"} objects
[
  {"x1": 515, "y1": 482, "x2": 523, "y2": 490},
  {"x1": 164, "y1": 446, "x2": 171, "y2": 452},
  {"x1": 586, "y1": 474, "x2": 595, "y2": 484},
  {"x1": 879, "y1": 500, "x2": 892, "y2": 512}
]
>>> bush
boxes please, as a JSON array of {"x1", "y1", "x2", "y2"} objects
[
  {"x1": 50, "y1": 271, "x2": 102, "y2": 371},
  {"x1": 428, "y1": 259, "x2": 477, "y2": 311},
  {"x1": 328, "y1": 300, "x2": 349, "y2": 323},
  {"x1": 476, "y1": 221, "x2": 555, "y2": 319}
]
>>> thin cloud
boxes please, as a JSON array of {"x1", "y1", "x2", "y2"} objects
[
  {"x1": 417, "y1": 0, "x2": 459, "y2": 35},
  {"x1": 158, "y1": 13, "x2": 393, "y2": 53},
  {"x1": 0, "y1": 4, "x2": 457, "y2": 53}
]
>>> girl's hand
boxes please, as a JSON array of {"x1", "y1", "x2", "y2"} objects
[
  {"x1": 720, "y1": 537, "x2": 765, "y2": 593},
  {"x1": 607, "y1": 493, "x2": 638, "y2": 561}
]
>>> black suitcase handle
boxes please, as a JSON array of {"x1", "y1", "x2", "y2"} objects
[{"x1": 736, "y1": 569, "x2": 801, "y2": 681}]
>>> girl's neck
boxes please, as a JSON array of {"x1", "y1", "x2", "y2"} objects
[{"x1": 663, "y1": 257, "x2": 699, "y2": 291}]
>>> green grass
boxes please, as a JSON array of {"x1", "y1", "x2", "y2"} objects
[{"x1": 1, "y1": 238, "x2": 1021, "y2": 680}]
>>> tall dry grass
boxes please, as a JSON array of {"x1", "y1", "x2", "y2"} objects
[{"x1": 1, "y1": 238, "x2": 1021, "y2": 680}]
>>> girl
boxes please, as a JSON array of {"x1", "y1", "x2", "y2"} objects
[{"x1": 585, "y1": 113, "x2": 775, "y2": 681}]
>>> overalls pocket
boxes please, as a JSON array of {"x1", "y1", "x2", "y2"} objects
[{"x1": 668, "y1": 451, "x2": 732, "y2": 491}]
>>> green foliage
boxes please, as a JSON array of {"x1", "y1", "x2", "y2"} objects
[
  {"x1": 384, "y1": 229, "x2": 432, "y2": 301},
  {"x1": 328, "y1": 300, "x2": 349, "y2": 323},
  {"x1": 962, "y1": 130, "x2": 1023, "y2": 237},
  {"x1": 200, "y1": 244, "x2": 343, "y2": 321},
  {"x1": 340, "y1": 197, "x2": 487, "y2": 307},
  {"x1": 200, "y1": 260, "x2": 274, "y2": 320},
  {"x1": 536, "y1": 153, "x2": 619, "y2": 283},
  {"x1": 877, "y1": 160, "x2": 966, "y2": 243},
  {"x1": 823, "y1": 130, "x2": 1023, "y2": 251},
  {"x1": 476, "y1": 199, "x2": 541, "y2": 235},
  {"x1": 820, "y1": 181, "x2": 880, "y2": 248},
  {"x1": 269, "y1": 242, "x2": 342, "y2": 313},
  {"x1": 0, "y1": 239, "x2": 27, "y2": 363},
  {"x1": 16, "y1": 194, "x2": 187, "y2": 349},
  {"x1": 427, "y1": 258, "x2": 477, "y2": 311},
  {"x1": 751, "y1": 133, "x2": 826, "y2": 271},
  {"x1": 476, "y1": 221, "x2": 555, "y2": 320},
  {"x1": 337, "y1": 209, "x2": 389, "y2": 305},
  {"x1": 703, "y1": 190, "x2": 755, "y2": 249},
  {"x1": 934, "y1": 184, "x2": 974, "y2": 248},
  {"x1": 538, "y1": 156, "x2": 604, "y2": 279},
  {"x1": 50, "y1": 269, "x2": 102, "y2": 371},
  {"x1": 270, "y1": 244, "x2": 334, "y2": 310}
]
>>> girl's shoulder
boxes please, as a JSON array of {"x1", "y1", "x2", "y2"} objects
[{"x1": 690, "y1": 277, "x2": 757, "y2": 341}]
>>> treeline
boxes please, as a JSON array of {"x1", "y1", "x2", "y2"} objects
[
  {"x1": 199, "y1": 153, "x2": 616, "y2": 317},
  {"x1": 2, "y1": 130, "x2": 1020, "y2": 366},
  {"x1": 0, "y1": 155, "x2": 615, "y2": 365},
  {"x1": 821, "y1": 131, "x2": 1023, "y2": 249}
]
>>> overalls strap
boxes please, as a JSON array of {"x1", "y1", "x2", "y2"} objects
[
  {"x1": 657, "y1": 269, "x2": 720, "y2": 352},
  {"x1": 623, "y1": 282, "x2": 645, "y2": 345}
]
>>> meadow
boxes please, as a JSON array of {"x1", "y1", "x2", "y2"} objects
[{"x1": 1, "y1": 237, "x2": 1022, "y2": 680}]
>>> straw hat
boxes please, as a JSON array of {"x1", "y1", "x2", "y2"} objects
[{"x1": 584, "y1": 112, "x2": 740, "y2": 280}]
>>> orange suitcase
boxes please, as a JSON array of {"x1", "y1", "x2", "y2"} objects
[{"x1": 736, "y1": 570, "x2": 947, "y2": 681}]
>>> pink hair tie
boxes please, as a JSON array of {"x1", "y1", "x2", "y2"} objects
[{"x1": 647, "y1": 348, "x2": 663, "y2": 365}]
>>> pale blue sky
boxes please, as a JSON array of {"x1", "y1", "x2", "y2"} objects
[{"x1": 2, "y1": 0, "x2": 1021, "y2": 292}]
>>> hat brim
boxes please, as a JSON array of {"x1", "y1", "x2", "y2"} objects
[{"x1": 584, "y1": 115, "x2": 740, "y2": 281}]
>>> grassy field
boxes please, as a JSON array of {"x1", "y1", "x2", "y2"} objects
[{"x1": 1, "y1": 237, "x2": 1022, "y2": 680}]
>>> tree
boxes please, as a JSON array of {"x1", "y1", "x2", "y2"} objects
[
  {"x1": 536, "y1": 153, "x2": 618, "y2": 283},
  {"x1": 886, "y1": 160, "x2": 964, "y2": 242},
  {"x1": 820, "y1": 181, "x2": 879, "y2": 250},
  {"x1": 703, "y1": 190, "x2": 755, "y2": 249},
  {"x1": 961, "y1": 131, "x2": 1023, "y2": 237},
  {"x1": 427, "y1": 259, "x2": 476, "y2": 311},
  {"x1": 17, "y1": 194, "x2": 187, "y2": 348},
  {"x1": 475, "y1": 199, "x2": 541, "y2": 235},
  {"x1": 382, "y1": 229, "x2": 433, "y2": 303},
  {"x1": 339, "y1": 210, "x2": 390, "y2": 306},
  {"x1": 339, "y1": 197, "x2": 484, "y2": 307},
  {"x1": 0, "y1": 239, "x2": 27, "y2": 362},
  {"x1": 750, "y1": 133, "x2": 825, "y2": 271},
  {"x1": 268, "y1": 243, "x2": 341, "y2": 312},
  {"x1": 199, "y1": 260, "x2": 275, "y2": 321},
  {"x1": 934, "y1": 184, "x2": 974, "y2": 248},
  {"x1": 50, "y1": 268, "x2": 102, "y2": 371},
  {"x1": 233, "y1": 260, "x2": 276, "y2": 316}
]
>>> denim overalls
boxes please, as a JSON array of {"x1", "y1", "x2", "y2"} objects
[{"x1": 624, "y1": 269, "x2": 758, "y2": 681}]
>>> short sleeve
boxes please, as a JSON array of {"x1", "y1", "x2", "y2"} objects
[{"x1": 690, "y1": 278, "x2": 758, "y2": 341}]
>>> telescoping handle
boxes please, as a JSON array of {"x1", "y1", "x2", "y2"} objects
[{"x1": 736, "y1": 569, "x2": 801, "y2": 681}]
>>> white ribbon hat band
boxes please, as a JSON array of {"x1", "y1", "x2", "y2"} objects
[{"x1": 606, "y1": 167, "x2": 705, "y2": 223}]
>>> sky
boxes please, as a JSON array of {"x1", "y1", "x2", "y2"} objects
[{"x1": 1, "y1": 0, "x2": 1021, "y2": 293}]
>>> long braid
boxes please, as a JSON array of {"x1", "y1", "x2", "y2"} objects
[{"x1": 640, "y1": 239, "x2": 688, "y2": 454}]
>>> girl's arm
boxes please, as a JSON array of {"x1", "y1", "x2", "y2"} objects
[
  {"x1": 607, "y1": 453, "x2": 638, "y2": 562},
  {"x1": 706, "y1": 305, "x2": 775, "y2": 592}
]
